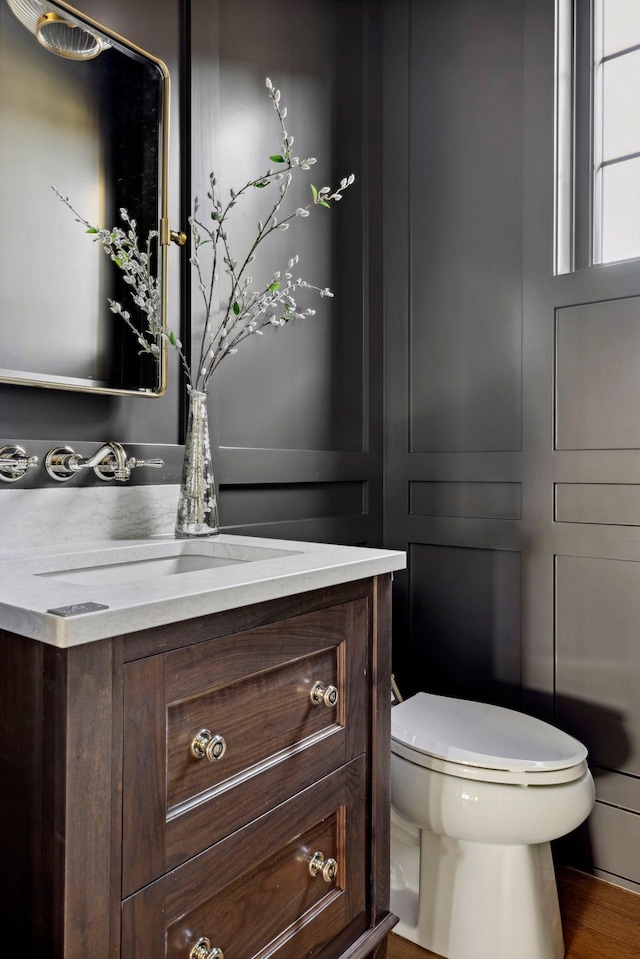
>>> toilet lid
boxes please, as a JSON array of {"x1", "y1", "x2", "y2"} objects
[{"x1": 391, "y1": 693, "x2": 588, "y2": 773}]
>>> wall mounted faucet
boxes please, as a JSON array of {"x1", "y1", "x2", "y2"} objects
[
  {"x1": 0, "y1": 444, "x2": 40, "y2": 483},
  {"x1": 44, "y1": 442, "x2": 164, "y2": 483}
]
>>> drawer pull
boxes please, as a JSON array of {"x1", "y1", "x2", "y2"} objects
[
  {"x1": 309, "y1": 850, "x2": 338, "y2": 882},
  {"x1": 190, "y1": 729, "x2": 227, "y2": 762},
  {"x1": 310, "y1": 681, "x2": 338, "y2": 708},
  {"x1": 190, "y1": 937, "x2": 224, "y2": 959}
]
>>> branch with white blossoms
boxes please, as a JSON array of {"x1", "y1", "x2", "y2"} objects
[
  {"x1": 51, "y1": 185, "x2": 190, "y2": 373},
  {"x1": 53, "y1": 77, "x2": 354, "y2": 394},
  {"x1": 187, "y1": 77, "x2": 355, "y2": 391}
]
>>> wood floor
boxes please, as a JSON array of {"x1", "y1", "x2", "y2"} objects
[{"x1": 386, "y1": 868, "x2": 640, "y2": 959}]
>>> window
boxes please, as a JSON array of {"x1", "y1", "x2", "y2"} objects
[
  {"x1": 555, "y1": 0, "x2": 640, "y2": 271},
  {"x1": 594, "y1": 0, "x2": 640, "y2": 263}
]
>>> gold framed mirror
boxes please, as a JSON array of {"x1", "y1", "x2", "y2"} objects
[{"x1": 0, "y1": 0, "x2": 174, "y2": 396}]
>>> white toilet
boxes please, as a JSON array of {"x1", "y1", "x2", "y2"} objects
[{"x1": 390, "y1": 692, "x2": 595, "y2": 959}]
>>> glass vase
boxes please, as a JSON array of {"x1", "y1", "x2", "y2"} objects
[{"x1": 175, "y1": 389, "x2": 220, "y2": 537}]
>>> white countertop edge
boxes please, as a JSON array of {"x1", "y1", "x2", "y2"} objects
[{"x1": 0, "y1": 534, "x2": 406, "y2": 647}]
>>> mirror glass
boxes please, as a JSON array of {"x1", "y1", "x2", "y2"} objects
[{"x1": 0, "y1": 0, "x2": 169, "y2": 395}]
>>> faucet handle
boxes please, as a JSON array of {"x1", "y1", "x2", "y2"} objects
[
  {"x1": 93, "y1": 454, "x2": 164, "y2": 481},
  {"x1": 0, "y1": 444, "x2": 39, "y2": 483},
  {"x1": 126, "y1": 457, "x2": 164, "y2": 470}
]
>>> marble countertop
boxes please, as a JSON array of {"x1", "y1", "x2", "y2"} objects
[{"x1": 0, "y1": 534, "x2": 406, "y2": 647}]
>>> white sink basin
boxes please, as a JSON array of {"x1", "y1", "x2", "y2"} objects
[{"x1": 34, "y1": 540, "x2": 298, "y2": 587}]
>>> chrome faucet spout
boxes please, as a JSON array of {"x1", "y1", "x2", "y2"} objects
[{"x1": 81, "y1": 442, "x2": 130, "y2": 481}]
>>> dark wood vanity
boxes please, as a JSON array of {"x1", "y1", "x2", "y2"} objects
[{"x1": 1, "y1": 574, "x2": 395, "y2": 959}]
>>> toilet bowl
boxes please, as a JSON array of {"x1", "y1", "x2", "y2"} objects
[{"x1": 390, "y1": 692, "x2": 595, "y2": 959}]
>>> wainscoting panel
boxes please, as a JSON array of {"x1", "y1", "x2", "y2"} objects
[
  {"x1": 407, "y1": 0, "x2": 523, "y2": 455},
  {"x1": 408, "y1": 543, "x2": 522, "y2": 708},
  {"x1": 209, "y1": 0, "x2": 366, "y2": 456},
  {"x1": 555, "y1": 554, "x2": 640, "y2": 779},
  {"x1": 555, "y1": 484, "x2": 640, "y2": 526},
  {"x1": 554, "y1": 549, "x2": 640, "y2": 897},
  {"x1": 556, "y1": 297, "x2": 640, "y2": 451},
  {"x1": 218, "y1": 480, "x2": 368, "y2": 543},
  {"x1": 587, "y1": 802, "x2": 640, "y2": 888},
  {"x1": 410, "y1": 481, "x2": 521, "y2": 520},
  {"x1": 593, "y1": 766, "x2": 640, "y2": 816},
  {"x1": 220, "y1": 481, "x2": 365, "y2": 528}
]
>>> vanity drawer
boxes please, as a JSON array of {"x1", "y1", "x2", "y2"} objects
[
  {"x1": 121, "y1": 758, "x2": 368, "y2": 959},
  {"x1": 167, "y1": 643, "x2": 340, "y2": 808},
  {"x1": 122, "y1": 597, "x2": 369, "y2": 895}
]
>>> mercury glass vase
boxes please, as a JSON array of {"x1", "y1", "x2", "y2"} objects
[{"x1": 175, "y1": 389, "x2": 220, "y2": 537}]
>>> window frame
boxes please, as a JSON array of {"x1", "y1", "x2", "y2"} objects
[{"x1": 555, "y1": 0, "x2": 640, "y2": 272}]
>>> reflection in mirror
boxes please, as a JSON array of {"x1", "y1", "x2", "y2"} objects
[{"x1": 0, "y1": 0, "x2": 170, "y2": 395}]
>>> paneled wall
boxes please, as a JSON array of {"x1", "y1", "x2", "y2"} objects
[
  {"x1": 4, "y1": 0, "x2": 638, "y2": 897},
  {"x1": 383, "y1": 0, "x2": 640, "y2": 892},
  {"x1": 383, "y1": 0, "x2": 525, "y2": 705},
  {"x1": 191, "y1": 0, "x2": 383, "y2": 545},
  {"x1": 0, "y1": 0, "x2": 382, "y2": 548}
]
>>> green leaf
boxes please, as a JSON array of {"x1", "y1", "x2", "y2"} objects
[
  {"x1": 86, "y1": 227, "x2": 98, "y2": 234},
  {"x1": 268, "y1": 281, "x2": 280, "y2": 292},
  {"x1": 310, "y1": 184, "x2": 318, "y2": 200},
  {"x1": 233, "y1": 301, "x2": 240, "y2": 316},
  {"x1": 270, "y1": 154, "x2": 285, "y2": 163},
  {"x1": 114, "y1": 256, "x2": 123, "y2": 267},
  {"x1": 319, "y1": 201, "x2": 331, "y2": 208},
  {"x1": 211, "y1": 212, "x2": 218, "y2": 220},
  {"x1": 169, "y1": 331, "x2": 177, "y2": 346},
  {"x1": 254, "y1": 181, "x2": 268, "y2": 189}
]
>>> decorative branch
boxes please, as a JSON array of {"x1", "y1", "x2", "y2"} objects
[{"x1": 53, "y1": 77, "x2": 355, "y2": 394}]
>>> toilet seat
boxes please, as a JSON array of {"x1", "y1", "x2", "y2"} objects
[{"x1": 391, "y1": 693, "x2": 588, "y2": 785}]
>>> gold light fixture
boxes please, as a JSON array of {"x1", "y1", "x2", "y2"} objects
[{"x1": 5, "y1": 0, "x2": 108, "y2": 60}]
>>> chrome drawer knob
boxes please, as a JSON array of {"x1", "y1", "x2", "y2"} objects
[
  {"x1": 190, "y1": 937, "x2": 224, "y2": 959},
  {"x1": 190, "y1": 729, "x2": 227, "y2": 762},
  {"x1": 309, "y1": 850, "x2": 338, "y2": 882},
  {"x1": 310, "y1": 681, "x2": 338, "y2": 708}
]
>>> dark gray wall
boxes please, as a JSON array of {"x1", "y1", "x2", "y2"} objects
[
  {"x1": 192, "y1": 0, "x2": 383, "y2": 543},
  {"x1": 383, "y1": 0, "x2": 640, "y2": 892},
  {"x1": 0, "y1": 0, "x2": 382, "y2": 546},
  {"x1": 5, "y1": 0, "x2": 636, "y2": 896}
]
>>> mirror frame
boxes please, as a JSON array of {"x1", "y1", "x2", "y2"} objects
[{"x1": 0, "y1": 0, "x2": 172, "y2": 397}]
